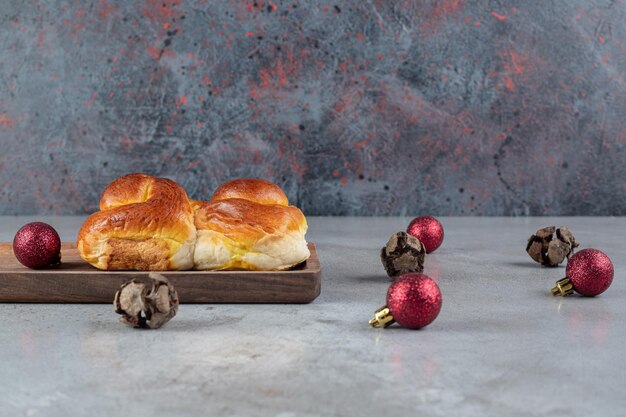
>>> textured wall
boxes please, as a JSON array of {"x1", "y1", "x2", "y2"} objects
[{"x1": 0, "y1": 0, "x2": 624, "y2": 216}]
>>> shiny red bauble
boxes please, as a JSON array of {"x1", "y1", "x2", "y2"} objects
[
  {"x1": 12, "y1": 222, "x2": 61, "y2": 269},
  {"x1": 407, "y1": 216, "x2": 444, "y2": 253},
  {"x1": 387, "y1": 273, "x2": 442, "y2": 329},
  {"x1": 566, "y1": 249, "x2": 614, "y2": 296}
]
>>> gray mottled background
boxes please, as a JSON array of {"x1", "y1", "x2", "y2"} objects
[{"x1": 0, "y1": 0, "x2": 624, "y2": 216}]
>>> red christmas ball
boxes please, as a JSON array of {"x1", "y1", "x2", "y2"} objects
[
  {"x1": 566, "y1": 249, "x2": 613, "y2": 296},
  {"x1": 407, "y1": 216, "x2": 444, "y2": 253},
  {"x1": 386, "y1": 273, "x2": 442, "y2": 329},
  {"x1": 13, "y1": 222, "x2": 61, "y2": 269}
]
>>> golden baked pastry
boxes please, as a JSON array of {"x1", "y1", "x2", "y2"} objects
[
  {"x1": 192, "y1": 179, "x2": 310, "y2": 270},
  {"x1": 77, "y1": 174, "x2": 196, "y2": 270},
  {"x1": 77, "y1": 174, "x2": 310, "y2": 271}
]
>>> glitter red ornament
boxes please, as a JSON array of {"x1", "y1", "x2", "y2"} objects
[
  {"x1": 407, "y1": 216, "x2": 444, "y2": 253},
  {"x1": 369, "y1": 273, "x2": 442, "y2": 329},
  {"x1": 12, "y1": 222, "x2": 62, "y2": 269},
  {"x1": 552, "y1": 249, "x2": 614, "y2": 297}
]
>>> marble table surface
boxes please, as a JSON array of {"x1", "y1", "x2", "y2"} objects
[{"x1": 0, "y1": 216, "x2": 625, "y2": 417}]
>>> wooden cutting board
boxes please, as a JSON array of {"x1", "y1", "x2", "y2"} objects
[{"x1": 0, "y1": 242, "x2": 321, "y2": 303}]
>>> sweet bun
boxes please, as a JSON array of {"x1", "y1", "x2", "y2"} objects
[
  {"x1": 77, "y1": 173, "x2": 196, "y2": 270},
  {"x1": 192, "y1": 185, "x2": 309, "y2": 270},
  {"x1": 77, "y1": 174, "x2": 310, "y2": 271}
]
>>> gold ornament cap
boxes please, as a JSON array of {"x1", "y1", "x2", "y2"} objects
[
  {"x1": 551, "y1": 277, "x2": 574, "y2": 297},
  {"x1": 369, "y1": 306, "x2": 396, "y2": 328}
]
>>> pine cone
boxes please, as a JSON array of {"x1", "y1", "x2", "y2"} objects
[
  {"x1": 381, "y1": 231, "x2": 426, "y2": 278},
  {"x1": 526, "y1": 226, "x2": 579, "y2": 267},
  {"x1": 114, "y1": 272, "x2": 179, "y2": 329}
]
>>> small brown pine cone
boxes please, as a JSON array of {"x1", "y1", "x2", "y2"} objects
[
  {"x1": 381, "y1": 231, "x2": 426, "y2": 278},
  {"x1": 114, "y1": 272, "x2": 179, "y2": 329},
  {"x1": 526, "y1": 226, "x2": 579, "y2": 267}
]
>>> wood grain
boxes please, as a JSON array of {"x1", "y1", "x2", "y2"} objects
[{"x1": 0, "y1": 242, "x2": 321, "y2": 304}]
